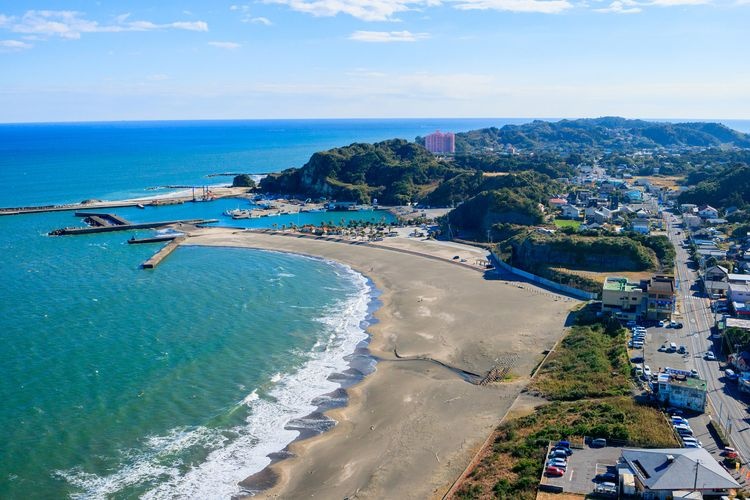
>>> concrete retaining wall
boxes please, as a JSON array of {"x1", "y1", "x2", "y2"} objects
[{"x1": 490, "y1": 253, "x2": 598, "y2": 301}]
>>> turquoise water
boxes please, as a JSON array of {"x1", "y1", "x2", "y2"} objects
[{"x1": 0, "y1": 209, "x2": 375, "y2": 499}]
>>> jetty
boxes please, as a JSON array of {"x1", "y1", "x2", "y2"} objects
[
  {"x1": 142, "y1": 237, "x2": 186, "y2": 269},
  {"x1": 49, "y1": 217, "x2": 218, "y2": 236},
  {"x1": 127, "y1": 235, "x2": 180, "y2": 244}
]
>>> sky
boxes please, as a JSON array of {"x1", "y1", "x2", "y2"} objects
[{"x1": 0, "y1": 1, "x2": 748, "y2": 122}]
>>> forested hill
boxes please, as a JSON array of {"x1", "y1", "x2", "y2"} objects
[
  {"x1": 259, "y1": 139, "x2": 459, "y2": 205},
  {"x1": 453, "y1": 117, "x2": 750, "y2": 153}
]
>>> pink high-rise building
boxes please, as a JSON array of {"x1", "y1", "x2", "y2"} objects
[{"x1": 424, "y1": 130, "x2": 455, "y2": 154}]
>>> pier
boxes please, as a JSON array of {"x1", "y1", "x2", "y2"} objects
[{"x1": 142, "y1": 237, "x2": 186, "y2": 269}]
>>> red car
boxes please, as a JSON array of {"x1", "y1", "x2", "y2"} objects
[{"x1": 545, "y1": 466, "x2": 565, "y2": 477}]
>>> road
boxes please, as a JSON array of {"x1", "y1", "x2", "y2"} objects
[{"x1": 666, "y1": 214, "x2": 750, "y2": 464}]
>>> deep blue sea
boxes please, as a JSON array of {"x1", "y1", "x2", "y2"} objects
[{"x1": 1, "y1": 118, "x2": 748, "y2": 499}]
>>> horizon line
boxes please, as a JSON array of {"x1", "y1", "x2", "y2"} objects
[{"x1": 1, "y1": 116, "x2": 749, "y2": 127}]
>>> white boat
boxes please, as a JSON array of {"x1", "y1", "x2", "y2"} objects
[{"x1": 231, "y1": 209, "x2": 257, "y2": 219}]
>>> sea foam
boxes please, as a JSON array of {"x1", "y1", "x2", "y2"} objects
[{"x1": 61, "y1": 258, "x2": 372, "y2": 500}]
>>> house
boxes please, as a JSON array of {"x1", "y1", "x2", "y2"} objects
[
  {"x1": 683, "y1": 215, "x2": 702, "y2": 229},
  {"x1": 620, "y1": 447, "x2": 739, "y2": 499},
  {"x1": 729, "y1": 283, "x2": 750, "y2": 309},
  {"x1": 560, "y1": 204, "x2": 581, "y2": 219},
  {"x1": 706, "y1": 218, "x2": 728, "y2": 226},
  {"x1": 631, "y1": 219, "x2": 650, "y2": 235},
  {"x1": 635, "y1": 208, "x2": 651, "y2": 219},
  {"x1": 704, "y1": 265, "x2": 729, "y2": 297},
  {"x1": 590, "y1": 209, "x2": 613, "y2": 225},
  {"x1": 728, "y1": 274, "x2": 750, "y2": 286},
  {"x1": 655, "y1": 371, "x2": 707, "y2": 412},
  {"x1": 624, "y1": 189, "x2": 643, "y2": 203},
  {"x1": 548, "y1": 197, "x2": 568, "y2": 208},
  {"x1": 680, "y1": 203, "x2": 698, "y2": 214},
  {"x1": 698, "y1": 205, "x2": 719, "y2": 219}
]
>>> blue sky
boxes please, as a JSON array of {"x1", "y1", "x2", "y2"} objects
[{"x1": 0, "y1": 0, "x2": 748, "y2": 122}]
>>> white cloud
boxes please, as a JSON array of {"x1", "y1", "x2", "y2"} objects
[
  {"x1": 262, "y1": 0, "x2": 429, "y2": 21},
  {"x1": 594, "y1": 0, "x2": 642, "y2": 12},
  {"x1": 230, "y1": 4, "x2": 270, "y2": 23},
  {"x1": 349, "y1": 30, "x2": 429, "y2": 42},
  {"x1": 648, "y1": 0, "x2": 710, "y2": 4},
  {"x1": 208, "y1": 41, "x2": 242, "y2": 49},
  {"x1": 251, "y1": 16, "x2": 274, "y2": 25},
  {"x1": 0, "y1": 14, "x2": 11, "y2": 26},
  {"x1": 0, "y1": 39, "x2": 33, "y2": 51},
  {"x1": 3, "y1": 10, "x2": 207, "y2": 41},
  {"x1": 452, "y1": 0, "x2": 572, "y2": 13}
]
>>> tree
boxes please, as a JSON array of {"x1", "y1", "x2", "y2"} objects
[{"x1": 232, "y1": 174, "x2": 256, "y2": 188}]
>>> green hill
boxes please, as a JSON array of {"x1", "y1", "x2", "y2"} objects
[
  {"x1": 453, "y1": 117, "x2": 750, "y2": 153},
  {"x1": 259, "y1": 139, "x2": 457, "y2": 205}
]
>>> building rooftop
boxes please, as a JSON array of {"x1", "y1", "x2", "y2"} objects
[
  {"x1": 621, "y1": 448, "x2": 738, "y2": 491},
  {"x1": 646, "y1": 275, "x2": 675, "y2": 295},
  {"x1": 604, "y1": 277, "x2": 642, "y2": 292},
  {"x1": 728, "y1": 274, "x2": 750, "y2": 283}
]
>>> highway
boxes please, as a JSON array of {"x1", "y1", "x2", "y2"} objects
[{"x1": 666, "y1": 214, "x2": 750, "y2": 464}]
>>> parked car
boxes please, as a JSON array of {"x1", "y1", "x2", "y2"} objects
[
  {"x1": 545, "y1": 466, "x2": 565, "y2": 477},
  {"x1": 547, "y1": 458, "x2": 568, "y2": 468},
  {"x1": 725, "y1": 369, "x2": 739, "y2": 381},
  {"x1": 549, "y1": 450, "x2": 568, "y2": 459},
  {"x1": 671, "y1": 416, "x2": 687, "y2": 424},
  {"x1": 704, "y1": 352, "x2": 716, "y2": 361},
  {"x1": 595, "y1": 471, "x2": 617, "y2": 483},
  {"x1": 591, "y1": 438, "x2": 607, "y2": 448},
  {"x1": 626, "y1": 320, "x2": 637, "y2": 328},
  {"x1": 658, "y1": 345, "x2": 667, "y2": 352},
  {"x1": 674, "y1": 322, "x2": 684, "y2": 329},
  {"x1": 684, "y1": 442, "x2": 701, "y2": 448},
  {"x1": 553, "y1": 446, "x2": 573, "y2": 456},
  {"x1": 557, "y1": 440, "x2": 570, "y2": 448},
  {"x1": 690, "y1": 369, "x2": 699, "y2": 378},
  {"x1": 682, "y1": 437, "x2": 702, "y2": 447},
  {"x1": 658, "y1": 320, "x2": 666, "y2": 327},
  {"x1": 643, "y1": 365, "x2": 652, "y2": 377}
]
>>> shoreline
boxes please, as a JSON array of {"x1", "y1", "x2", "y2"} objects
[
  {"x1": 239, "y1": 274, "x2": 382, "y2": 496},
  {"x1": 181, "y1": 227, "x2": 577, "y2": 499}
]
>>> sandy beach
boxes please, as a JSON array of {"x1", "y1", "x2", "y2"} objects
[{"x1": 182, "y1": 227, "x2": 577, "y2": 499}]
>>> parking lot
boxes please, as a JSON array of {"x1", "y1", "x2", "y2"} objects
[
  {"x1": 626, "y1": 323, "x2": 730, "y2": 466},
  {"x1": 627, "y1": 323, "x2": 701, "y2": 378},
  {"x1": 541, "y1": 443, "x2": 623, "y2": 494}
]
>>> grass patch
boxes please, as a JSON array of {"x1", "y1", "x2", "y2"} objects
[
  {"x1": 454, "y1": 398, "x2": 678, "y2": 500},
  {"x1": 452, "y1": 319, "x2": 680, "y2": 500},
  {"x1": 530, "y1": 324, "x2": 632, "y2": 400},
  {"x1": 553, "y1": 219, "x2": 581, "y2": 230}
]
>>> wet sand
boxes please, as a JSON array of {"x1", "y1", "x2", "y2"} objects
[{"x1": 182, "y1": 228, "x2": 577, "y2": 499}]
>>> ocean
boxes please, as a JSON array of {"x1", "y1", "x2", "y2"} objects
[
  {"x1": 1, "y1": 118, "x2": 748, "y2": 499},
  {"x1": 0, "y1": 118, "x2": 510, "y2": 499}
]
